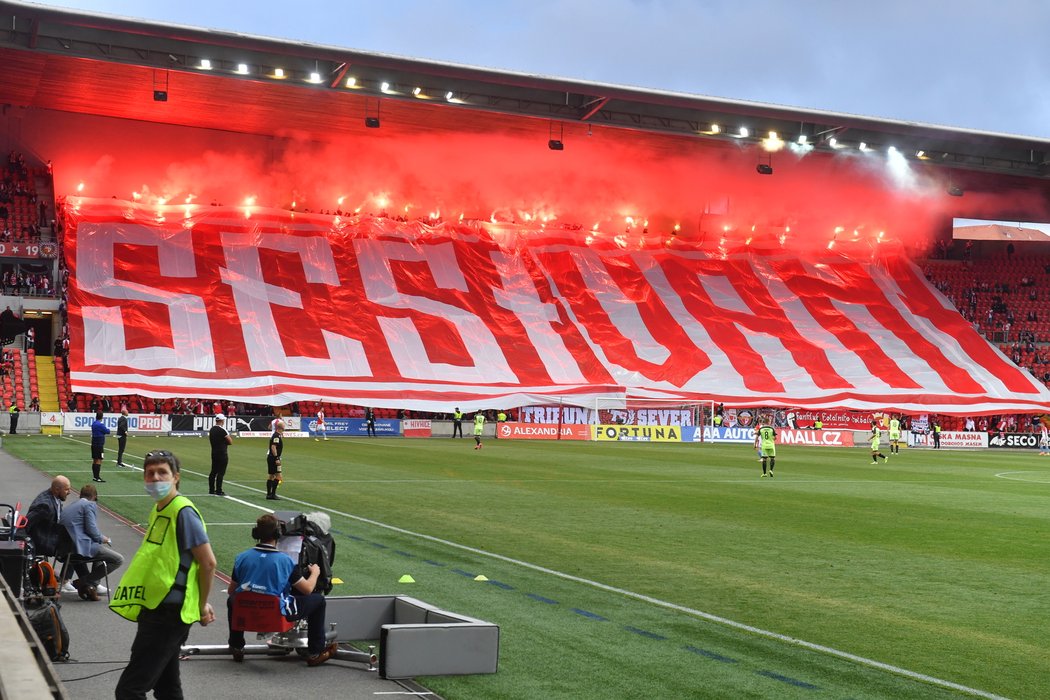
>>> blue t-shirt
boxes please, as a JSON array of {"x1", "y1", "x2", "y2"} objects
[
  {"x1": 91, "y1": 419, "x2": 110, "y2": 444},
  {"x1": 232, "y1": 545, "x2": 300, "y2": 615}
]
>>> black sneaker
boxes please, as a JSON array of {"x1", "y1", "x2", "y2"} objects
[
  {"x1": 215, "y1": 491, "x2": 227, "y2": 497},
  {"x1": 266, "y1": 494, "x2": 280, "y2": 500},
  {"x1": 93, "y1": 477, "x2": 106, "y2": 483}
]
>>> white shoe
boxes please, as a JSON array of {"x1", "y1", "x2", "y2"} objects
[
  {"x1": 94, "y1": 584, "x2": 109, "y2": 594},
  {"x1": 61, "y1": 581, "x2": 77, "y2": 594}
]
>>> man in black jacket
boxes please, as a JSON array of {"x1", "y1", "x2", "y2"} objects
[
  {"x1": 116, "y1": 407, "x2": 130, "y2": 467},
  {"x1": 25, "y1": 475, "x2": 72, "y2": 556},
  {"x1": 208, "y1": 414, "x2": 232, "y2": 496}
]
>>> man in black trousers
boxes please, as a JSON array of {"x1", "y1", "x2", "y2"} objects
[
  {"x1": 116, "y1": 407, "x2": 130, "y2": 467},
  {"x1": 209, "y1": 414, "x2": 232, "y2": 496}
]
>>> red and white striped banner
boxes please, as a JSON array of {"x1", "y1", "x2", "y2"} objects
[{"x1": 65, "y1": 199, "x2": 1050, "y2": 413}]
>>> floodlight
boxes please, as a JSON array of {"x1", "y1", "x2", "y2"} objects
[{"x1": 548, "y1": 140, "x2": 564, "y2": 151}]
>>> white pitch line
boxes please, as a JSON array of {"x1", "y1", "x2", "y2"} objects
[
  {"x1": 55, "y1": 436, "x2": 1007, "y2": 698},
  {"x1": 994, "y1": 471, "x2": 1050, "y2": 483}
]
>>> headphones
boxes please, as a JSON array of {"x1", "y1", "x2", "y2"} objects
[{"x1": 251, "y1": 520, "x2": 280, "y2": 542}]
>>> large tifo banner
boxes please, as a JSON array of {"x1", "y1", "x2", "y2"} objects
[{"x1": 64, "y1": 199, "x2": 1050, "y2": 413}]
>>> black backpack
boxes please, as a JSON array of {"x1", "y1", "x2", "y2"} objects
[{"x1": 25, "y1": 599, "x2": 70, "y2": 661}]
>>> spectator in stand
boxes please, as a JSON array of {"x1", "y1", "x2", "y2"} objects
[{"x1": 964, "y1": 416, "x2": 975, "y2": 432}]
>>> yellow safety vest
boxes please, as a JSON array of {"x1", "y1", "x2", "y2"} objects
[{"x1": 109, "y1": 495, "x2": 205, "y2": 624}]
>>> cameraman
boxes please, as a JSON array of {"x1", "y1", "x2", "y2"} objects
[{"x1": 227, "y1": 514, "x2": 337, "y2": 666}]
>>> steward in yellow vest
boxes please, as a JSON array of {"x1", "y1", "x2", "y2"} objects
[
  {"x1": 110, "y1": 494, "x2": 205, "y2": 623},
  {"x1": 112, "y1": 450, "x2": 216, "y2": 699}
]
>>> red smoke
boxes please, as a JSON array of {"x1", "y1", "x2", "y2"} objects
[{"x1": 42, "y1": 110, "x2": 1049, "y2": 260}]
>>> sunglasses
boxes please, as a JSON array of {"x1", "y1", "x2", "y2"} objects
[{"x1": 144, "y1": 450, "x2": 179, "y2": 470}]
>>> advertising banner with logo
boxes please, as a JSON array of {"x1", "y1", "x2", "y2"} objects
[
  {"x1": 496, "y1": 422, "x2": 590, "y2": 440},
  {"x1": 63, "y1": 412, "x2": 170, "y2": 434},
  {"x1": 592, "y1": 425, "x2": 683, "y2": 442},
  {"x1": 777, "y1": 429, "x2": 855, "y2": 447},
  {"x1": 700, "y1": 426, "x2": 756, "y2": 443},
  {"x1": 169, "y1": 414, "x2": 300, "y2": 435},
  {"x1": 987, "y1": 432, "x2": 1042, "y2": 449},
  {"x1": 909, "y1": 430, "x2": 988, "y2": 449},
  {"x1": 305, "y1": 418, "x2": 400, "y2": 437},
  {"x1": 403, "y1": 419, "x2": 432, "y2": 438}
]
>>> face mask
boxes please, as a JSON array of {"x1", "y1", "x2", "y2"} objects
[{"x1": 144, "y1": 481, "x2": 174, "y2": 501}]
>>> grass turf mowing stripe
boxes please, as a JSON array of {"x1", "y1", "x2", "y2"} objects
[
  {"x1": 755, "y1": 669, "x2": 821, "y2": 690},
  {"x1": 683, "y1": 645, "x2": 738, "y2": 663},
  {"x1": 622, "y1": 625, "x2": 667, "y2": 641},
  {"x1": 571, "y1": 608, "x2": 608, "y2": 621}
]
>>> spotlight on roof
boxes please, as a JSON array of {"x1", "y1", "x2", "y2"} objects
[
  {"x1": 738, "y1": 127, "x2": 749, "y2": 138},
  {"x1": 445, "y1": 91, "x2": 455, "y2": 101},
  {"x1": 308, "y1": 72, "x2": 322, "y2": 84},
  {"x1": 859, "y1": 142, "x2": 871, "y2": 152},
  {"x1": 199, "y1": 59, "x2": 212, "y2": 70},
  {"x1": 380, "y1": 81, "x2": 391, "y2": 93},
  {"x1": 273, "y1": 68, "x2": 285, "y2": 79},
  {"x1": 548, "y1": 139, "x2": 564, "y2": 151},
  {"x1": 346, "y1": 76, "x2": 357, "y2": 87},
  {"x1": 947, "y1": 184, "x2": 964, "y2": 197},
  {"x1": 236, "y1": 63, "x2": 249, "y2": 75},
  {"x1": 153, "y1": 90, "x2": 168, "y2": 102},
  {"x1": 412, "y1": 87, "x2": 422, "y2": 96},
  {"x1": 915, "y1": 150, "x2": 928, "y2": 159},
  {"x1": 762, "y1": 131, "x2": 784, "y2": 152},
  {"x1": 365, "y1": 117, "x2": 380, "y2": 128},
  {"x1": 756, "y1": 163, "x2": 774, "y2": 175},
  {"x1": 711, "y1": 124, "x2": 721, "y2": 134}
]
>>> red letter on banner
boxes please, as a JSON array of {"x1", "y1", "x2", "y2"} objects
[
  {"x1": 534, "y1": 248, "x2": 711, "y2": 386},
  {"x1": 76, "y1": 223, "x2": 215, "y2": 371},
  {"x1": 220, "y1": 232, "x2": 371, "y2": 376}
]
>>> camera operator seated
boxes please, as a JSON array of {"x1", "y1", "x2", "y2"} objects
[{"x1": 227, "y1": 514, "x2": 338, "y2": 666}]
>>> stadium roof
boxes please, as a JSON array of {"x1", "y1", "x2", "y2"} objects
[{"x1": 3, "y1": 0, "x2": 1050, "y2": 180}]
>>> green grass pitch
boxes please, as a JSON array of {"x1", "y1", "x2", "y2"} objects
[{"x1": 6, "y1": 434, "x2": 1049, "y2": 699}]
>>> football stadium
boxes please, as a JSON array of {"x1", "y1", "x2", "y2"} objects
[{"x1": 1, "y1": 2, "x2": 1050, "y2": 699}]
